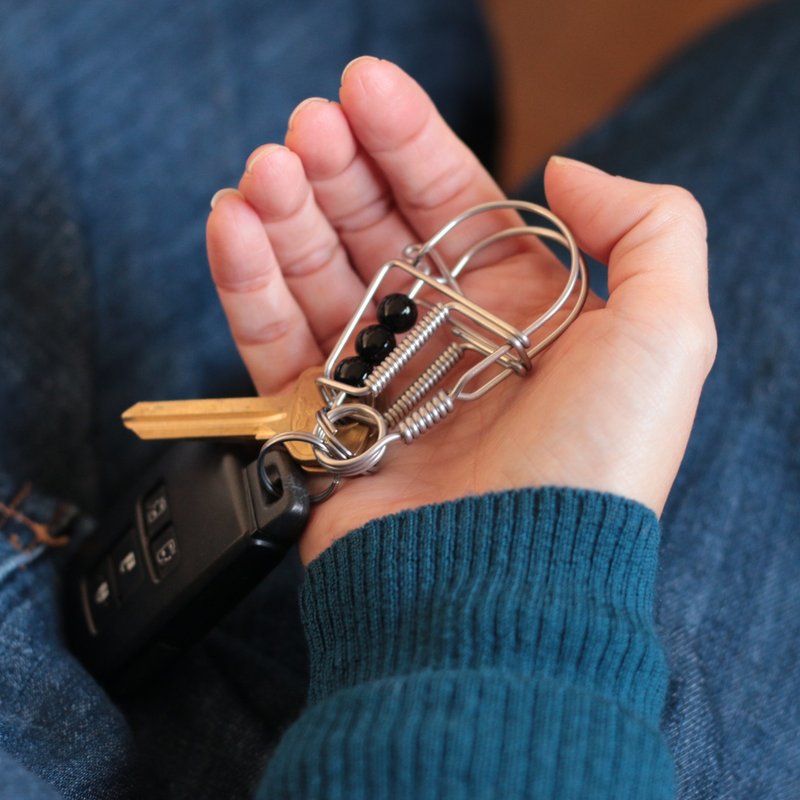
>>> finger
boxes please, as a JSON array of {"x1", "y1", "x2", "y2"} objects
[
  {"x1": 544, "y1": 157, "x2": 716, "y2": 372},
  {"x1": 238, "y1": 143, "x2": 367, "y2": 349},
  {"x1": 285, "y1": 96, "x2": 416, "y2": 291},
  {"x1": 206, "y1": 189, "x2": 323, "y2": 394},
  {"x1": 338, "y1": 57, "x2": 536, "y2": 266}
]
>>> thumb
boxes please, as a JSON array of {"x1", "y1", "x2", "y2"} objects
[{"x1": 544, "y1": 156, "x2": 716, "y2": 370}]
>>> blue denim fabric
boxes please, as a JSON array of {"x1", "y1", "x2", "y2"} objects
[
  {"x1": 0, "y1": 2, "x2": 495, "y2": 798},
  {"x1": 0, "y1": 0, "x2": 496, "y2": 514},
  {"x1": 520, "y1": 4, "x2": 800, "y2": 796},
  {"x1": 1, "y1": 0, "x2": 799, "y2": 798}
]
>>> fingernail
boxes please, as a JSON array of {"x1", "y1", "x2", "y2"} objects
[
  {"x1": 549, "y1": 155, "x2": 607, "y2": 175},
  {"x1": 287, "y1": 97, "x2": 330, "y2": 131},
  {"x1": 340, "y1": 55, "x2": 379, "y2": 85},
  {"x1": 245, "y1": 144, "x2": 287, "y2": 175},
  {"x1": 209, "y1": 187, "x2": 243, "y2": 210}
]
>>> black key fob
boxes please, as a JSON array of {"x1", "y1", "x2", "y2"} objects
[{"x1": 63, "y1": 441, "x2": 309, "y2": 693}]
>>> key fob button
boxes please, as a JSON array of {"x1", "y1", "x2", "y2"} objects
[
  {"x1": 111, "y1": 529, "x2": 145, "y2": 600},
  {"x1": 142, "y1": 483, "x2": 170, "y2": 538},
  {"x1": 65, "y1": 441, "x2": 309, "y2": 690},
  {"x1": 150, "y1": 527, "x2": 179, "y2": 579},
  {"x1": 86, "y1": 558, "x2": 117, "y2": 632}
]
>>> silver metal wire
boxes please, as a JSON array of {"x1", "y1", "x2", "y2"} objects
[
  {"x1": 314, "y1": 409, "x2": 354, "y2": 460},
  {"x1": 319, "y1": 259, "x2": 403, "y2": 401},
  {"x1": 383, "y1": 343, "x2": 464, "y2": 427},
  {"x1": 306, "y1": 199, "x2": 588, "y2": 489},
  {"x1": 258, "y1": 432, "x2": 341, "y2": 503},
  {"x1": 396, "y1": 390, "x2": 455, "y2": 443},
  {"x1": 364, "y1": 304, "x2": 450, "y2": 396},
  {"x1": 313, "y1": 404, "x2": 395, "y2": 477},
  {"x1": 403, "y1": 243, "x2": 463, "y2": 297}
]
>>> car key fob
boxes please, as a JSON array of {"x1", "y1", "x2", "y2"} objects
[{"x1": 63, "y1": 441, "x2": 309, "y2": 693}]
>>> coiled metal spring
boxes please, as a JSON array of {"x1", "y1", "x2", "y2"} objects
[
  {"x1": 397, "y1": 390, "x2": 455, "y2": 443},
  {"x1": 290, "y1": 199, "x2": 589, "y2": 495},
  {"x1": 364, "y1": 304, "x2": 450, "y2": 396},
  {"x1": 383, "y1": 343, "x2": 464, "y2": 427}
]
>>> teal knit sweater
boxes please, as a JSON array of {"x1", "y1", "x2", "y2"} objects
[{"x1": 258, "y1": 487, "x2": 675, "y2": 798}]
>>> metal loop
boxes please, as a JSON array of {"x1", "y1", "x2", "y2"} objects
[
  {"x1": 291, "y1": 200, "x2": 588, "y2": 499},
  {"x1": 314, "y1": 409, "x2": 354, "y2": 459},
  {"x1": 307, "y1": 472, "x2": 342, "y2": 504},
  {"x1": 258, "y1": 432, "x2": 340, "y2": 503},
  {"x1": 313, "y1": 404, "x2": 394, "y2": 476}
]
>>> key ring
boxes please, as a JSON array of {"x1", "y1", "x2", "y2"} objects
[
  {"x1": 258, "y1": 433, "x2": 341, "y2": 503},
  {"x1": 263, "y1": 199, "x2": 589, "y2": 498}
]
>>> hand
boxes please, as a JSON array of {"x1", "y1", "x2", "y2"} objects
[{"x1": 206, "y1": 57, "x2": 716, "y2": 564}]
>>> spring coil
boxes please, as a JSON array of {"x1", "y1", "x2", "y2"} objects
[
  {"x1": 397, "y1": 390, "x2": 455, "y2": 443},
  {"x1": 383, "y1": 343, "x2": 464, "y2": 427},
  {"x1": 364, "y1": 304, "x2": 450, "y2": 396}
]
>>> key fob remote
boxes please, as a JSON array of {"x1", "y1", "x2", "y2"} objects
[{"x1": 63, "y1": 441, "x2": 309, "y2": 693}]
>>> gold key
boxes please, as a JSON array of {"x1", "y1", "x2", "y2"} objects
[{"x1": 121, "y1": 367, "x2": 365, "y2": 467}]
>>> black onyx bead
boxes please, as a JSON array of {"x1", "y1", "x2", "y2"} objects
[
  {"x1": 377, "y1": 293, "x2": 418, "y2": 333},
  {"x1": 333, "y1": 356, "x2": 372, "y2": 387},
  {"x1": 356, "y1": 324, "x2": 395, "y2": 365}
]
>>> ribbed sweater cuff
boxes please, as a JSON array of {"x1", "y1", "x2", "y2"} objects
[
  {"x1": 261, "y1": 488, "x2": 674, "y2": 799},
  {"x1": 303, "y1": 487, "x2": 667, "y2": 719}
]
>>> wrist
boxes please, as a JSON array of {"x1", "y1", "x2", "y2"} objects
[{"x1": 302, "y1": 486, "x2": 665, "y2": 716}]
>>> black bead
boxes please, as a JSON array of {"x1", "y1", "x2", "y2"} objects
[
  {"x1": 377, "y1": 293, "x2": 418, "y2": 333},
  {"x1": 333, "y1": 356, "x2": 372, "y2": 387},
  {"x1": 356, "y1": 324, "x2": 395, "y2": 365}
]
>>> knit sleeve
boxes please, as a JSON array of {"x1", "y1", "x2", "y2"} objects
[{"x1": 257, "y1": 487, "x2": 675, "y2": 799}]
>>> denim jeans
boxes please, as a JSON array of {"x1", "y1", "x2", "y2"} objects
[
  {"x1": 1, "y1": 1, "x2": 798, "y2": 797},
  {"x1": 520, "y1": 5, "x2": 800, "y2": 796},
  {"x1": 0, "y1": 3, "x2": 495, "y2": 797}
]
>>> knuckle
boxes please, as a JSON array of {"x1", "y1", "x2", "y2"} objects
[
  {"x1": 653, "y1": 185, "x2": 708, "y2": 240},
  {"x1": 235, "y1": 316, "x2": 294, "y2": 347},
  {"x1": 406, "y1": 154, "x2": 480, "y2": 212},
  {"x1": 675, "y1": 309, "x2": 718, "y2": 374},
  {"x1": 282, "y1": 240, "x2": 342, "y2": 278},
  {"x1": 330, "y1": 191, "x2": 393, "y2": 234}
]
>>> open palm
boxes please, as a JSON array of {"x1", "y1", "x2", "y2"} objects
[{"x1": 207, "y1": 58, "x2": 715, "y2": 563}]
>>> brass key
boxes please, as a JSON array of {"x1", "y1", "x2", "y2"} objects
[{"x1": 121, "y1": 367, "x2": 365, "y2": 467}]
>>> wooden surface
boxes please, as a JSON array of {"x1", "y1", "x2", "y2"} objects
[{"x1": 481, "y1": 0, "x2": 767, "y2": 188}]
